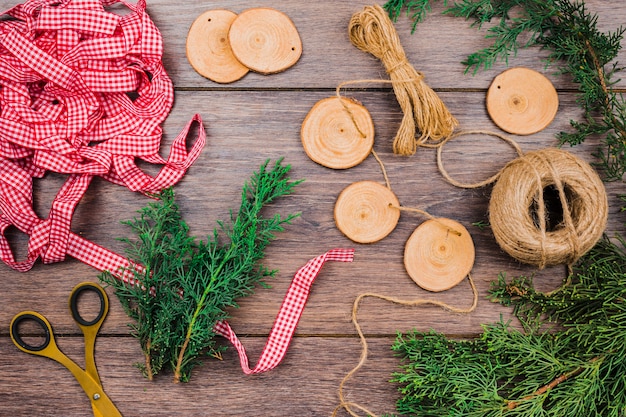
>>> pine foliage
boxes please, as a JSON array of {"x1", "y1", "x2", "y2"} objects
[
  {"x1": 390, "y1": 232, "x2": 626, "y2": 416},
  {"x1": 384, "y1": 0, "x2": 626, "y2": 181},
  {"x1": 100, "y1": 159, "x2": 301, "y2": 382}
]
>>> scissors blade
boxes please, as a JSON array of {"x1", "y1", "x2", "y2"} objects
[{"x1": 91, "y1": 402, "x2": 105, "y2": 417}]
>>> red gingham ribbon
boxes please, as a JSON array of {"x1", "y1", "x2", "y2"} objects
[
  {"x1": 0, "y1": 0, "x2": 205, "y2": 278},
  {"x1": 214, "y1": 248, "x2": 355, "y2": 374},
  {"x1": 1, "y1": 0, "x2": 353, "y2": 376}
]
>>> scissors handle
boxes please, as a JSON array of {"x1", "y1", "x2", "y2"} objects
[
  {"x1": 68, "y1": 282, "x2": 109, "y2": 387},
  {"x1": 10, "y1": 311, "x2": 54, "y2": 354},
  {"x1": 69, "y1": 282, "x2": 109, "y2": 329}
]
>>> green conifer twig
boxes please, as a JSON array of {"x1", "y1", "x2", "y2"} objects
[
  {"x1": 389, "y1": 226, "x2": 626, "y2": 416},
  {"x1": 100, "y1": 158, "x2": 301, "y2": 382},
  {"x1": 384, "y1": 0, "x2": 626, "y2": 181}
]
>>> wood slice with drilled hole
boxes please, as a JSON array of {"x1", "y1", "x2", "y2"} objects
[
  {"x1": 228, "y1": 8, "x2": 302, "y2": 74},
  {"x1": 334, "y1": 181, "x2": 400, "y2": 244},
  {"x1": 404, "y1": 218, "x2": 475, "y2": 292},
  {"x1": 486, "y1": 67, "x2": 559, "y2": 135},
  {"x1": 186, "y1": 10, "x2": 249, "y2": 83},
  {"x1": 301, "y1": 97, "x2": 374, "y2": 169}
]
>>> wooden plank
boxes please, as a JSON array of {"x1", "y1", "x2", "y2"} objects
[
  {"x1": 0, "y1": 89, "x2": 624, "y2": 330},
  {"x1": 0, "y1": 0, "x2": 625, "y2": 416},
  {"x1": 0, "y1": 90, "x2": 622, "y2": 335},
  {"x1": 142, "y1": 0, "x2": 626, "y2": 89},
  {"x1": 0, "y1": 336, "x2": 401, "y2": 417}
]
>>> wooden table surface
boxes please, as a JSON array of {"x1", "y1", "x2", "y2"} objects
[{"x1": 1, "y1": 1, "x2": 625, "y2": 416}]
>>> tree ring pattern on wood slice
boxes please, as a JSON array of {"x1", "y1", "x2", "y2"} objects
[
  {"x1": 186, "y1": 9, "x2": 249, "y2": 83},
  {"x1": 486, "y1": 67, "x2": 559, "y2": 135},
  {"x1": 301, "y1": 97, "x2": 375, "y2": 169},
  {"x1": 404, "y1": 218, "x2": 475, "y2": 292},
  {"x1": 334, "y1": 181, "x2": 400, "y2": 244},
  {"x1": 229, "y1": 8, "x2": 302, "y2": 74}
]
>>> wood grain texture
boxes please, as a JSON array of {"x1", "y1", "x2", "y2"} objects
[{"x1": 0, "y1": 0, "x2": 625, "y2": 416}]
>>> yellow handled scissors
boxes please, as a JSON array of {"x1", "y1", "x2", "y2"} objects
[{"x1": 10, "y1": 282, "x2": 122, "y2": 417}]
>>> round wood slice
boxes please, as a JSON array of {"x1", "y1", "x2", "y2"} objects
[
  {"x1": 404, "y1": 218, "x2": 475, "y2": 292},
  {"x1": 334, "y1": 181, "x2": 400, "y2": 244},
  {"x1": 228, "y1": 8, "x2": 302, "y2": 74},
  {"x1": 301, "y1": 97, "x2": 375, "y2": 169},
  {"x1": 486, "y1": 67, "x2": 559, "y2": 135},
  {"x1": 186, "y1": 10, "x2": 249, "y2": 83}
]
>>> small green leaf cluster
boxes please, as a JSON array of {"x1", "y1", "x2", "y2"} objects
[
  {"x1": 384, "y1": 0, "x2": 626, "y2": 181},
  {"x1": 385, "y1": 0, "x2": 446, "y2": 33},
  {"x1": 390, "y1": 233, "x2": 626, "y2": 416},
  {"x1": 100, "y1": 159, "x2": 301, "y2": 382}
]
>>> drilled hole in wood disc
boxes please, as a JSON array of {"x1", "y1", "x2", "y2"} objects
[
  {"x1": 186, "y1": 10, "x2": 249, "y2": 83},
  {"x1": 334, "y1": 181, "x2": 400, "y2": 244},
  {"x1": 301, "y1": 97, "x2": 375, "y2": 169},
  {"x1": 228, "y1": 8, "x2": 302, "y2": 74},
  {"x1": 486, "y1": 67, "x2": 559, "y2": 135},
  {"x1": 404, "y1": 218, "x2": 475, "y2": 292}
]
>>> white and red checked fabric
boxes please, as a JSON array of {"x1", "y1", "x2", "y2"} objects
[
  {"x1": 0, "y1": 0, "x2": 205, "y2": 278},
  {"x1": 214, "y1": 248, "x2": 355, "y2": 375}
]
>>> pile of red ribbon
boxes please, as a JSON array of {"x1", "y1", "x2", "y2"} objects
[
  {"x1": 0, "y1": 0, "x2": 355, "y2": 376},
  {"x1": 0, "y1": 0, "x2": 205, "y2": 276}
]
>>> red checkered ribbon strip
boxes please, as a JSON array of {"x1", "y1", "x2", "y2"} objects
[
  {"x1": 214, "y1": 248, "x2": 355, "y2": 374},
  {"x1": 0, "y1": 0, "x2": 205, "y2": 278}
]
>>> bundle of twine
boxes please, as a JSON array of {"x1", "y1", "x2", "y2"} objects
[{"x1": 348, "y1": 4, "x2": 458, "y2": 156}]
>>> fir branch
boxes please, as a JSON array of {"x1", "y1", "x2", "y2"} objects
[
  {"x1": 383, "y1": 0, "x2": 626, "y2": 180},
  {"x1": 100, "y1": 159, "x2": 302, "y2": 382},
  {"x1": 391, "y1": 230, "x2": 626, "y2": 416},
  {"x1": 384, "y1": 0, "x2": 446, "y2": 33}
]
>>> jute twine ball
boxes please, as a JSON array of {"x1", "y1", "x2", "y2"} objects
[
  {"x1": 301, "y1": 97, "x2": 375, "y2": 169},
  {"x1": 334, "y1": 181, "x2": 400, "y2": 243},
  {"x1": 229, "y1": 8, "x2": 302, "y2": 75},
  {"x1": 489, "y1": 148, "x2": 608, "y2": 268}
]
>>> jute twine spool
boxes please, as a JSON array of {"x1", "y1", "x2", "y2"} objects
[
  {"x1": 348, "y1": 4, "x2": 458, "y2": 156},
  {"x1": 437, "y1": 133, "x2": 608, "y2": 269},
  {"x1": 489, "y1": 148, "x2": 608, "y2": 268}
]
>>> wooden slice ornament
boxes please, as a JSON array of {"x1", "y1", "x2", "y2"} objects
[
  {"x1": 486, "y1": 67, "x2": 559, "y2": 135},
  {"x1": 404, "y1": 218, "x2": 475, "y2": 292},
  {"x1": 229, "y1": 8, "x2": 302, "y2": 74},
  {"x1": 301, "y1": 97, "x2": 375, "y2": 169},
  {"x1": 334, "y1": 181, "x2": 400, "y2": 244},
  {"x1": 186, "y1": 10, "x2": 249, "y2": 84}
]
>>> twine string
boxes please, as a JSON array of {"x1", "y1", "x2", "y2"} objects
[
  {"x1": 436, "y1": 130, "x2": 524, "y2": 188},
  {"x1": 333, "y1": 275, "x2": 479, "y2": 417},
  {"x1": 335, "y1": 83, "x2": 463, "y2": 236}
]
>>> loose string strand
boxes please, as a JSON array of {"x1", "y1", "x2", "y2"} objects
[
  {"x1": 333, "y1": 275, "x2": 479, "y2": 417},
  {"x1": 436, "y1": 130, "x2": 524, "y2": 189},
  {"x1": 336, "y1": 82, "x2": 465, "y2": 238}
]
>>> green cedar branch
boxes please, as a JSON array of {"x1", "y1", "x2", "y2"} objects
[
  {"x1": 100, "y1": 158, "x2": 302, "y2": 382},
  {"x1": 384, "y1": 0, "x2": 626, "y2": 181},
  {"x1": 390, "y1": 225, "x2": 626, "y2": 416}
]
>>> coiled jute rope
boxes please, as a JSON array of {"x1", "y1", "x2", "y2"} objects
[
  {"x1": 437, "y1": 132, "x2": 608, "y2": 269},
  {"x1": 348, "y1": 4, "x2": 458, "y2": 156}
]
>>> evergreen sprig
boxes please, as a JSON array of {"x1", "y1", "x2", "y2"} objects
[
  {"x1": 384, "y1": 0, "x2": 626, "y2": 181},
  {"x1": 100, "y1": 159, "x2": 301, "y2": 382},
  {"x1": 390, "y1": 233, "x2": 626, "y2": 416},
  {"x1": 385, "y1": 0, "x2": 446, "y2": 33}
]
